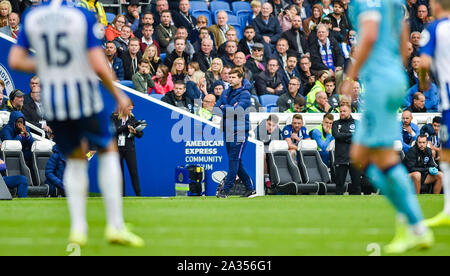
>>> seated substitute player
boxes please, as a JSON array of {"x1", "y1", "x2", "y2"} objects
[
  {"x1": 8, "y1": 0, "x2": 143, "y2": 247},
  {"x1": 282, "y1": 114, "x2": 310, "y2": 159},
  {"x1": 340, "y1": 0, "x2": 433, "y2": 253},
  {"x1": 419, "y1": 0, "x2": 450, "y2": 227}
]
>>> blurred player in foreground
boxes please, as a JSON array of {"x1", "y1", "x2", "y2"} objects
[
  {"x1": 341, "y1": 0, "x2": 433, "y2": 254},
  {"x1": 8, "y1": 0, "x2": 144, "y2": 247},
  {"x1": 419, "y1": 0, "x2": 450, "y2": 227}
]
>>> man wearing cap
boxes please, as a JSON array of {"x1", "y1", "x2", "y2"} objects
[
  {"x1": 245, "y1": 43, "x2": 266, "y2": 79},
  {"x1": 5, "y1": 89, "x2": 24, "y2": 113},
  {"x1": 125, "y1": 0, "x2": 141, "y2": 32}
]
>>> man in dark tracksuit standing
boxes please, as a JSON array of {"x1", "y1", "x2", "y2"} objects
[
  {"x1": 332, "y1": 104, "x2": 361, "y2": 195},
  {"x1": 216, "y1": 68, "x2": 255, "y2": 198}
]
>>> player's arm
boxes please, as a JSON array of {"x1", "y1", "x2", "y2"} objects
[
  {"x1": 400, "y1": 20, "x2": 411, "y2": 68},
  {"x1": 418, "y1": 54, "x2": 432, "y2": 92},
  {"x1": 8, "y1": 45, "x2": 36, "y2": 73},
  {"x1": 87, "y1": 47, "x2": 130, "y2": 110}
]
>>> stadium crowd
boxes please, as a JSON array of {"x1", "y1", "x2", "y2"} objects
[{"x1": 0, "y1": 0, "x2": 444, "y2": 196}]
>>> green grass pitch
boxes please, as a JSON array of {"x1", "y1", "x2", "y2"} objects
[{"x1": 0, "y1": 195, "x2": 449, "y2": 256}]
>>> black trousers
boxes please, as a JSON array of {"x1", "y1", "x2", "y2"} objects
[
  {"x1": 119, "y1": 149, "x2": 141, "y2": 196},
  {"x1": 335, "y1": 164, "x2": 362, "y2": 195}
]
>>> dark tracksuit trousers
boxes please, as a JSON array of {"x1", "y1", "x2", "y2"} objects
[{"x1": 223, "y1": 137, "x2": 253, "y2": 193}]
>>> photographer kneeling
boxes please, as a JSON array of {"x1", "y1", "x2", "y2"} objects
[{"x1": 111, "y1": 100, "x2": 145, "y2": 196}]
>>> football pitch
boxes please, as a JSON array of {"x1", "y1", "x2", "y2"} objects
[{"x1": 0, "y1": 195, "x2": 449, "y2": 256}]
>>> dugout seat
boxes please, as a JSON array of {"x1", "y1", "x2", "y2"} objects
[
  {"x1": 31, "y1": 140, "x2": 54, "y2": 187},
  {"x1": 393, "y1": 140, "x2": 405, "y2": 161},
  {"x1": 297, "y1": 140, "x2": 333, "y2": 194},
  {"x1": 2, "y1": 140, "x2": 49, "y2": 197}
]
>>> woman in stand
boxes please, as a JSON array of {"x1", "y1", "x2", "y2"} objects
[
  {"x1": 142, "y1": 44, "x2": 161, "y2": 76},
  {"x1": 111, "y1": 100, "x2": 144, "y2": 197}
]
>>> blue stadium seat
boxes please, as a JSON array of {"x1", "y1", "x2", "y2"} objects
[
  {"x1": 210, "y1": 1, "x2": 231, "y2": 14},
  {"x1": 192, "y1": 10, "x2": 213, "y2": 27},
  {"x1": 105, "y1": 12, "x2": 116, "y2": 24},
  {"x1": 150, "y1": 94, "x2": 164, "y2": 100},
  {"x1": 227, "y1": 14, "x2": 240, "y2": 25},
  {"x1": 160, "y1": 53, "x2": 166, "y2": 63},
  {"x1": 119, "y1": 80, "x2": 134, "y2": 89},
  {"x1": 213, "y1": 10, "x2": 234, "y2": 24},
  {"x1": 236, "y1": 10, "x2": 253, "y2": 26},
  {"x1": 259, "y1": 95, "x2": 279, "y2": 112},
  {"x1": 232, "y1": 1, "x2": 252, "y2": 14},
  {"x1": 189, "y1": 1, "x2": 208, "y2": 13}
]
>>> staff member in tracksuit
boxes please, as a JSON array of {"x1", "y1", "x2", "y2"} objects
[
  {"x1": 216, "y1": 67, "x2": 255, "y2": 198},
  {"x1": 332, "y1": 104, "x2": 361, "y2": 195}
]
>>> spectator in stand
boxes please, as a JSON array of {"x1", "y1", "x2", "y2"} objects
[
  {"x1": 156, "y1": 10, "x2": 177, "y2": 54},
  {"x1": 114, "y1": 25, "x2": 133, "y2": 58},
  {"x1": 284, "y1": 96, "x2": 306, "y2": 113},
  {"x1": 193, "y1": 26, "x2": 215, "y2": 53},
  {"x1": 421, "y1": 116, "x2": 442, "y2": 161},
  {"x1": 217, "y1": 29, "x2": 239, "y2": 56},
  {"x1": 245, "y1": 43, "x2": 266, "y2": 78},
  {"x1": 404, "y1": 134, "x2": 443, "y2": 194},
  {"x1": 186, "y1": 71, "x2": 207, "y2": 100},
  {"x1": 405, "y1": 92, "x2": 427, "y2": 113},
  {"x1": 0, "y1": 12, "x2": 19, "y2": 39},
  {"x1": 278, "y1": 4, "x2": 301, "y2": 33},
  {"x1": 166, "y1": 27, "x2": 195, "y2": 60},
  {"x1": 105, "y1": 41, "x2": 124, "y2": 81},
  {"x1": 410, "y1": 31, "x2": 421, "y2": 53},
  {"x1": 210, "y1": 80, "x2": 225, "y2": 101},
  {"x1": 77, "y1": 0, "x2": 108, "y2": 26},
  {"x1": 220, "y1": 65, "x2": 232, "y2": 90},
  {"x1": 332, "y1": 103, "x2": 361, "y2": 195},
  {"x1": 219, "y1": 40, "x2": 238, "y2": 67},
  {"x1": 281, "y1": 54, "x2": 302, "y2": 95},
  {"x1": 139, "y1": 24, "x2": 160, "y2": 54},
  {"x1": 273, "y1": 38, "x2": 296, "y2": 70},
  {"x1": 164, "y1": 37, "x2": 191, "y2": 70},
  {"x1": 253, "y1": 3, "x2": 283, "y2": 47},
  {"x1": 142, "y1": 44, "x2": 162, "y2": 76},
  {"x1": 208, "y1": 11, "x2": 236, "y2": 48},
  {"x1": 1, "y1": 111, "x2": 34, "y2": 164},
  {"x1": 151, "y1": 0, "x2": 169, "y2": 27},
  {"x1": 326, "y1": 0, "x2": 350, "y2": 43},
  {"x1": 172, "y1": 0, "x2": 197, "y2": 41},
  {"x1": 323, "y1": 76, "x2": 336, "y2": 99},
  {"x1": 293, "y1": 0, "x2": 312, "y2": 21},
  {"x1": 341, "y1": 31, "x2": 357, "y2": 68},
  {"x1": 282, "y1": 113, "x2": 310, "y2": 158},
  {"x1": 186, "y1": 62, "x2": 201, "y2": 82},
  {"x1": 239, "y1": 26, "x2": 260, "y2": 57},
  {"x1": 233, "y1": 51, "x2": 253, "y2": 83},
  {"x1": 132, "y1": 59, "x2": 155, "y2": 94},
  {"x1": 320, "y1": 0, "x2": 334, "y2": 16},
  {"x1": 0, "y1": 0, "x2": 11, "y2": 29},
  {"x1": 255, "y1": 58, "x2": 285, "y2": 96},
  {"x1": 45, "y1": 144, "x2": 66, "y2": 197},
  {"x1": 251, "y1": 0, "x2": 262, "y2": 21},
  {"x1": 298, "y1": 55, "x2": 316, "y2": 95},
  {"x1": 270, "y1": 0, "x2": 290, "y2": 17},
  {"x1": 161, "y1": 80, "x2": 195, "y2": 113},
  {"x1": 401, "y1": 110, "x2": 420, "y2": 154},
  {"x1": 191, "y1": 16, "x2": 210, "y2": 45},
  {"x1": 309, "y1": 23, "x2": 344, "y2": 74},
  {"x1": 171, "y1": 57, "x2": 187, "y2": 82},
  {"x1": 206, "y1": 58, "x2": 223, "y2": 91},
  {"x1": 405, "y1": 73, "x2": 440, "y2": 112},
  {"x1": 255, "y1": 114, "x2": 282, "y2": 189},
  {"x1": 135, "y1": 11, "x2": 155, "y2": 39},
  {"x1": 307, "y1": 91, "x2": 334, "y2": 113},
  {"x1": 124, "y1": 0, "x2": 141, "y2": 32},
  {"x1": 306, "y1": 70, "x2": 329, "y2": 107},
  {"x1": 309, "y1": 112, "x2": 334, "y2": 166},
  {"x1": 408, "y1": 55, "x2": 421, "y2": 88},
  {"x1": 111, "y1": 100, "x2": 144, "y2": 196},
  {"x1": 410, "y1": 4, "x2": 431, "y2": 33},
  {"x1": 277, "y1": 77, "x2": 304, "y2": 112},
  {"x1": 196, "y1": 94, "x2": 216, "y2": 121},
  {"x1": 303, "y1": 3, "x2": 323, "y2": 37},
  {"x1": 150, "y1": 64, "x2": 174, "y2": 95},
  {"x1": 21, "y1": 83, "x2": 53, "y2": 137},
  {"x1": 121, "y1": 37, "x2": 142, "y2": 81},
  {"x1": 282, "y1": 15, "x2": 310, "y2": 59},
  {"x1": 193, "y1": 38, "x2": 216, "y2": 73},
  {"x1": 1, "y1": 158, "x2": 28, "y2": 198},
  {"x1": 4, "y1": 89, "x2": 24, "y2": 112},
  {"x1": 105, "y1": 14, "x2": 128, "y2": 42}
]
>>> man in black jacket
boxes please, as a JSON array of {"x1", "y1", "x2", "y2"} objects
[
  {"x1": 192, "y1": 38, "x2": 216, "y2": 72},
  {"x1": 161, "y1": 81, "x2": 195, "y2": 113},
  {"x1": 332, "y1": 104, "x2": 361, "y2": 195},
  {"x1": 21, "y1": 86, "x2": 52, "y2": 137},
  {"x1": 282, "y1": 15, "x2": 309, "y2": 58},
  {"x1": 255, "y1": 58, "x2": 285, "y2": 96},
  {"x1": 403, "y1": 134, "x2": 443, "y2": 194},
  {"x1": 120, "y1": 38, "x2": 143, "y2": 81}
]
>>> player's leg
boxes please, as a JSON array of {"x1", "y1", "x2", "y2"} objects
[
  {"x1": 423, "y1": 173, "x2": 443, "y2": 194},
  {"x1": 409, "y1": 172, "x2": 422, "y2": 194}
]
